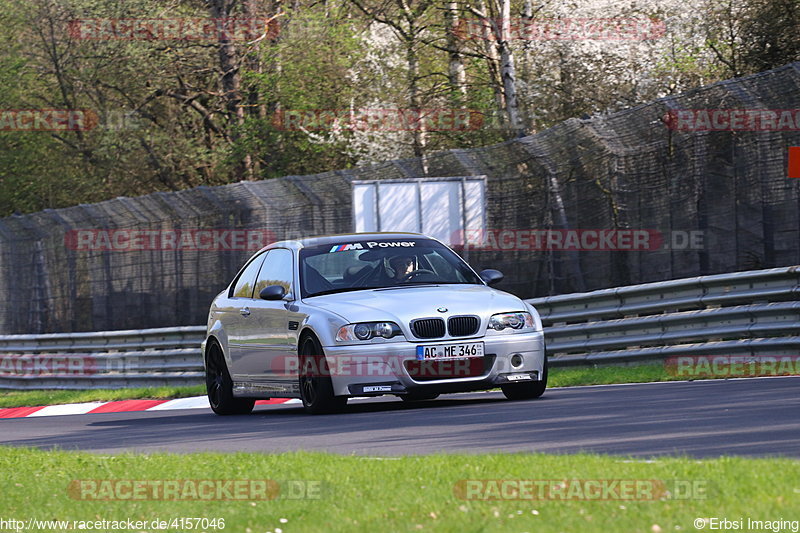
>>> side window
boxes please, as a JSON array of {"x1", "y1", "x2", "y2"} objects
[
  {"x1": 254, "y1": 248, "x2": 294, "y2": 297},
  {"x1": 231, "y1": 252, "x2": 268, "y2": 298}
]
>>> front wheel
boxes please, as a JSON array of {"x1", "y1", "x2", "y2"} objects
[
  {"x1": 206, "y1": 341, "x2": 255, "y2": 415},
  {"x1": 299, "y1": 335, "x2": 347, "y2": 414},
  {"x1": 501, "y1": 358, "x2": 548, "y2": 401}
]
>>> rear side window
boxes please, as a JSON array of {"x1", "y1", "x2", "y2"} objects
[{"x1": 230, "y1": 252, "x2": 267, "y2": 298}]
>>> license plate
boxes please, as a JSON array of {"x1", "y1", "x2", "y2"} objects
[{"x1": 416, "y1": 342, "x2": 484, "y2": 360}]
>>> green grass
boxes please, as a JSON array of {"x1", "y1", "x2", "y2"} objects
[
  {"x1": 0, "y1": 447, "x2": 796, "y2": 532},
  {"x1": 549, "y1": 363, "x2": 675, "y2": 388},
  {"x1": 0, "y1": 385, "x2": 205, "y2": 409}
]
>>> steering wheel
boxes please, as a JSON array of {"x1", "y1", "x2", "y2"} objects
[{"x1": 399, "y1": 269, "x2": 436, "y2": 283}]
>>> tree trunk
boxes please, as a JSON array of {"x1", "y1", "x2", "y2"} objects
[
  {"x1": 475, "y1": 0, "x2": 506, "y2": 130},
  {"x1": 406, "y1": 33, "x2": 428, "y2": 172},
  {"x1": 495, "y1": 0, "x2": 525, "y2": 136},
  {"x1": 208, "y1": 0, "x2": 253, "y2": 180},
  {"x1": 519, "y1": 0, "x2": 534, "y2": 127},
  {"x1": 445, "y1": 1, "x2": 467, "y2": 106}
]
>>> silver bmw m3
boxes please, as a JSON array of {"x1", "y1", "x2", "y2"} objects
[{"x1": 202, "y1": 233, "x2": 547, "y2": 414}]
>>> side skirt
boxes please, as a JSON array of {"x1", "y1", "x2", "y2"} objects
[{"x1": 233, "y1": 380, "x2": 301, "y2": 398}]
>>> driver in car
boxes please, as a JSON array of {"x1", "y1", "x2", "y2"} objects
[{"x1": 388, "y1": 254, "x2": 416, "y2": 282}]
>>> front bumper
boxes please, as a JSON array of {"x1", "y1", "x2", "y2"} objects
[{"x1": 322, "y1": 331, "x2": 545, "y2": 397}]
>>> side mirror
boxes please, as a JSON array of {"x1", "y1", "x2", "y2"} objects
[
  {"x1": 259, "y1": 285, "x2": 287, "y2": 301},
  {"x1": 479, "y1": 269, "x2": 504, "y2": 286}
]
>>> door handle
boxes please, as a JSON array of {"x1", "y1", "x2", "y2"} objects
[{"x1": 240, "y1": 307, "x2": 251, "y2": 317}]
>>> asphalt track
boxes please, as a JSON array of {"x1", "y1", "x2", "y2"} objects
[{"x1": 1, "y1": 377, "x2": 798, "y2": 457}]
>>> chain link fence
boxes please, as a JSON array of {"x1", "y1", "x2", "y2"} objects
[{"x1": 1, "y1": 63, "x2": 799, "y2": 334}]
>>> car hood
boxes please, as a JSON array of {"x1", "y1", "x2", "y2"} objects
[{"x1": 304, "y1": 284, "x2": 527, "y2": 325}]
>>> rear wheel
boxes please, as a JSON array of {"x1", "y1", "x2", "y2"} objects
[
  {"x1": 206, "y1": 340, "x2": 255, "y2": 415},
  {"x1": 501, "y1": 358, "x2": 548, "y2": 401},
  {"x1": 299, "y1": 335, "x2": 347, "y2": 414}
]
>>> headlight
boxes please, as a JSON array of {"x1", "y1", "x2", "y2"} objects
[
  {"x1": 336, "y1": 322, "x2": 403, "y2": 341},
  {"x1": 353, "y1": 323, "x2": 372, "y2": 340},
  {"x1": 488, "y1": 312, "x2": 534, "y2": 331}
]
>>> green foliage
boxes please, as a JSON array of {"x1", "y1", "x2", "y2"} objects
[
  {"x1": 0, "y1": 0, "x2": 797, "y2": 216},
  {"x1": 738, "y1": 0, "x2": 800, "y2": 73}
]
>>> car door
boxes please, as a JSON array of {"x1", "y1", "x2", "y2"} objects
[
  {"x1": 237, "y1": 248, "x2": 294, "y2": 381},
  {"x1": 224, "y1": 251, "x2": 268, "y2": 378}
]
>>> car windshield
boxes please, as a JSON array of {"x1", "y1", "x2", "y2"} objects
[{"x1": 299, "y1": 238, "x2": 482, "y2": 297}]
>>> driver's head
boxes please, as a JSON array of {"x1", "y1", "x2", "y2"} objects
[{"x1": 389, "y1": 254, "x2": 415, "y2": 279}]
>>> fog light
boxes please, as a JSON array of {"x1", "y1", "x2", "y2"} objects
[{"x1": 510, "y1": 354, "x2": 524, "y2": 368}]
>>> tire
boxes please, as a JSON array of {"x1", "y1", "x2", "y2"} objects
[
  {"x1": 400, "y1": 392, "x2": 440, "y2": 402},
  {"x1": 501, "y1": 358, "x2": 548, "y2": 401},
  {"x1": 205, "y1": 340, "x2": 255, "y2": 415},
  {"x1": 298, "y1": 335, "x2": 347, "y2": 414}
]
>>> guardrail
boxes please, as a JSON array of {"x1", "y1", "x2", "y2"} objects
[
  {"x1": 525, "y1": 266, "x2": 800, "y2": 366},
  {"x1": 0, "y1": 326, "x2": 205, "y2": 389},
  {"x1": 0, "y1": 266, "x2": 797, "y2": 389}
]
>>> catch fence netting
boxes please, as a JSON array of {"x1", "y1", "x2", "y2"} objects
[{"x1": 1, "y1": 63, "x2": 799, "y2": 333}]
